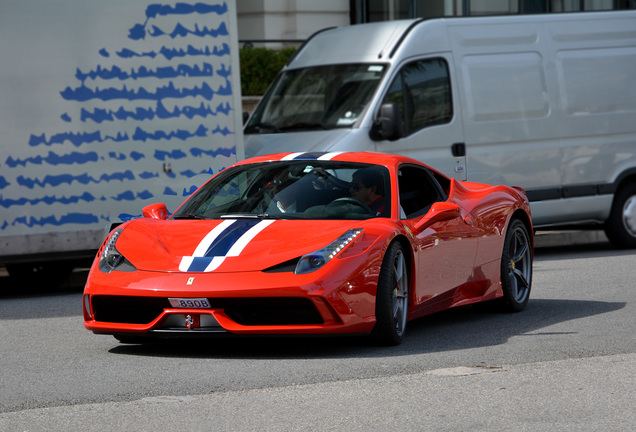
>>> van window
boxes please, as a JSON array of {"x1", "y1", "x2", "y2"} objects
[
  {"x1": 245, "y1": 64, "x2": 386, "y2": 134},
  {"x1": 383, "y1": 58, "x2": 452, "y2": 136}
]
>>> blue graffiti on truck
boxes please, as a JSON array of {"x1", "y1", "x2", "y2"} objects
[{"x1": 1, "y1": 1, "x2": 237, "y2": 231}]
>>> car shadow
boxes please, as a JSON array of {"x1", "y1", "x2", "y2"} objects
[
  {"x1": 108, "y1": 297, "x2": 625, "y2": 359},
  {"x1": 397, "y1": 298, "x2": 625, "y2": 355}
]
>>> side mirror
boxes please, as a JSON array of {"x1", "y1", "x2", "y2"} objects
[
  {"x1": 414, "y1": 202, "x2": 461, "y2": 232},
  {"x1": 142, "y1": 203, "x2": 168, "y2": 220},
  {"x1": 371, "y1": 103, "x2": 402, "y2": 141},
  {"x1": 242, "y1": 111, "x2": 250, "y2": 125}
]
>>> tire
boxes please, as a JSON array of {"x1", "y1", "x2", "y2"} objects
[
  {"x1": 372, "y1": 241, "x2": 409, "y2": 346},
  {"x1": 604, "y1": 182, "x2": 636, "y2": 249},
  {"x1": 498, "y1": 218, "x2": 532, "y2": 312}
]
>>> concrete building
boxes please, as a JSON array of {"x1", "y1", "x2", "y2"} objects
[{"x1": 236, "y1": 0, "x2": 635, "y2": 47}]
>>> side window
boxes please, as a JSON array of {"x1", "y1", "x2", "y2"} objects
[
  {"x1": 430, "y1": 170, "x2": 451, "y2": 196},
  {"x1": 398, "y1": 165, "x2": 445, "y2": 219},
  {"x1": 382, "y1": 58, "x2": 452, "y2": 137}
]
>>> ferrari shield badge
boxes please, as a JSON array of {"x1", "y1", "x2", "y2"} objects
[{"x1": 185, "y1": 314, "x2": 200, "y2": 329}]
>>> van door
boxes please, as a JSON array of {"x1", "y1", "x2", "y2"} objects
[{"x1": 374, "y1": 56, "x2": 467, "y2": 180}]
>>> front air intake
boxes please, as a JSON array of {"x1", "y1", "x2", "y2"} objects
[
  {"x1": 92, "y1": 295, "x2": 168, "y2": 324},
  {"x1": 219, "y1": 298, "x2": 323, "y2": 326}
]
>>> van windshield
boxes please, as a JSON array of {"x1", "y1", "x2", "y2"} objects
[{"x1": 245, "y1": 64, "x2": 386, "y2": 134}]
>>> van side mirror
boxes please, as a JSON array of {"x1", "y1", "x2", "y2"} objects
[
  {"x1": 142, "y1": 203, "x2": 168, "y2": 220},
  {"x1": 242, "y1": 111, "x2": 250, "y2": 125},
  {"x1": 371, "y1": 103, "x2": 402, "y2": 141}
]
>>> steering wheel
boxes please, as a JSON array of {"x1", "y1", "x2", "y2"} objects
[
  {"x1": 329, "y1": 197, "x2": 373, "y2": 214},
  {"x1": 311, "y1": 168, "x2": 343, "y2": 191}
]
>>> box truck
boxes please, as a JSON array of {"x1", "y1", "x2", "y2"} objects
[
  {"x1": 244, "y1": 11, "x2": 636, "y2": 248},
  {"x1": 1, "y1": 0, "x2": 243, "y2": 282}
]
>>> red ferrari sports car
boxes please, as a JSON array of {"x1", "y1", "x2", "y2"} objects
[{"x1": 83, "y1": 152, "x2": 533, "y2": 345}]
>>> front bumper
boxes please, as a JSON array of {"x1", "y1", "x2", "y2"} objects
[{"x1": 83, "y1": 263, "x2": 380, "y2": 337}]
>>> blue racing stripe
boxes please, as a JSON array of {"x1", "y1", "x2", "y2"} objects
[
  {"x1": 203, "y1": 219, "x2": 261, "y2": 257},
  {"x1": 179, "y1": 219, "x2": 274, "y2": 272},
  {"x1": 188, "y1": 257, "x2": 215, "y2": 272},
  {"x1": 291, "y1": 152, "x2": 329, "y2": 160}
]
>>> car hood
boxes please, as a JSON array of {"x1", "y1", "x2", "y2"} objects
[{"x1": 115, "y1": 218, "x2": 366, "y2": 273}]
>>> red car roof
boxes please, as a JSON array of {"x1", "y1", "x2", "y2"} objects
[{"x1": 234, "y1": 151, "x2": 427, "y2": 170}]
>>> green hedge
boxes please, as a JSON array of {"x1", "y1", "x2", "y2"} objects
[{"x1": 239, "y1": 47, "x2": 297, "y2": 96}]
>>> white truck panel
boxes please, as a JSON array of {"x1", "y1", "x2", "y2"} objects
[{"x1": 0, "y1": 0, "x2": 243, "y2": 261}]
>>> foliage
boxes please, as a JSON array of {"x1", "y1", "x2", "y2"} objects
[{"x1": 239, "y1": 47, "x2": 297, "y2": 96}]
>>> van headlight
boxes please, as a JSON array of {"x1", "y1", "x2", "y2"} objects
[
  {"x1": 295, "y1": 229, "x2": 363, "y2": 274},
  {"x1": 98, "y1": 229, "x2": 136, "y2": 273}
]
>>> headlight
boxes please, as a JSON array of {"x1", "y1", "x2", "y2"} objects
[
  {"x1": 295, "y1": 229, "x2": 363, "y2": 274},
  {"x1": 98, "y1": 229, "x2": 136, "y2": 273}
]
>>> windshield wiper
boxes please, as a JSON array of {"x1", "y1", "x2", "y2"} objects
[
  {"x1": 279, "y1": 122, "x2": 329, "y2": 131},
  {"x1": 172, "y1": 213, "x2": 207, "y2": 220},
  {"x1": 220, "y1": 214, "x2": 261, "y2": 219},
  {"x1": 269, "y1": 214, "x2": 306, "y2": 220},
  {"x1": 246, "y1": 122, "x2": 280, "y2": 133},
  {"x1": 221, "y1": 213, "x2": 306, "y2": 220}
]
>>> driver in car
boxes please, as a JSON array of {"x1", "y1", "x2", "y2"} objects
[{"x1": 350, "y1": 167, "x2": 386, "y2": 216}]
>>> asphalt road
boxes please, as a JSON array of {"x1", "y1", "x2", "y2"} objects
[{"x1": 1, "y1": 232, "x2": 635, "y2": 431}]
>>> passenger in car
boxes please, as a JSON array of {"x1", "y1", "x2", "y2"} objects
[{"x1": 351, "y1": 167, "x2": 386, "y2": 215}]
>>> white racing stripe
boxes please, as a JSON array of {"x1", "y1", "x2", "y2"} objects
[
  {"x1": 203, "y1": 256, "x2": 227, "y2": 273},
  {"x1": 317, "y1": 151, "x2": 345, "y2": 160},
  {"x1": 192, "y1": 219, "x2": 236, "y2": 256},
  {"x1": 226, "y1": 219, "x2": 274, "y2": 257},
  {"x1": 281, "y1": 152, "x2": 304, "y2": 161},
  {"x1": 281, "y1": 152, "x2": 346, "y2": 161}
]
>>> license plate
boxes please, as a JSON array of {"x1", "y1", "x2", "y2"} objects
[{"x1": 168, "y1": 298, "x2": 211, "y2": 308}]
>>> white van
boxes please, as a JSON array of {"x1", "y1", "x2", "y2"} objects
[{"x1": 243, "y1": 11, "x2": 636, "y2": 248}]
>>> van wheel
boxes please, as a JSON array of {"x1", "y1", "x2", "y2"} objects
[{"x1": 604, "y1": 182, "x2": 636, "y2": 249}]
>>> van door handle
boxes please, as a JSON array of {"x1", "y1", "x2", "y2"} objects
[{"x1": 451, "y1": 143, "x2": 466, "y2": 157}]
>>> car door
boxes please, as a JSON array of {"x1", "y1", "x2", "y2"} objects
[{"x1": 398, "y1": 165, "x2": 480, "y2": 310}]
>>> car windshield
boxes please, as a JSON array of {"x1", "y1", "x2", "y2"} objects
[
  {"x1": 244, "y1": 64, "x2": 386, "y2": 134},
  {"x1": 173, "y1": 160, "x2": 391, "y2": 220}
]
